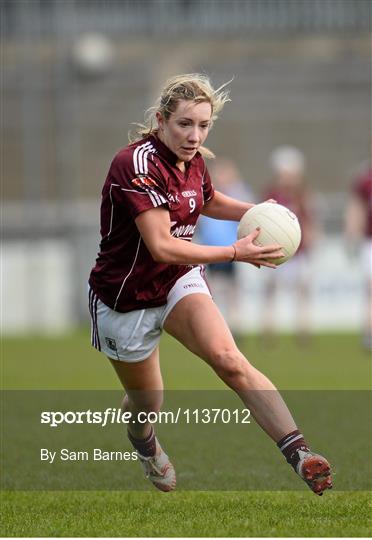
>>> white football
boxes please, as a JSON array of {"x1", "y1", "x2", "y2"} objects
[{"x1": 237, "y1": 202, "x2": 301, "y2": 265}]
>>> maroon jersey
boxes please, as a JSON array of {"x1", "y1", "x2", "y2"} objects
[
  {"x1": 353, "y1": 167, "x2": 372, "y2": 238},
  {"x1": 264, "y1": 185, "x2": 314, "y2": 253},
  {"x1": 89, "y1": 135, "x2": 214, "y2": 312}
]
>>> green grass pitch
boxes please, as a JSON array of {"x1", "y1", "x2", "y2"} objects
[{"x1": 1, "y1": 330, "x2": 371, "y2": 537}]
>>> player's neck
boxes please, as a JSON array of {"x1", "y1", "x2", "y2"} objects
[
  {"x1": 176, "y1": 160, "x2": 186, "y2": 173},
  {"x1": 156, "y1": 130, "x2": 186, "y2": 173}
]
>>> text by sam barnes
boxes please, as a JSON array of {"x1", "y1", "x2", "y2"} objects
[{"x1": 41, "y1": 448, "x2": 138, "y2": 463}]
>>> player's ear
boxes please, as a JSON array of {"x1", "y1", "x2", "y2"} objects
[{"x1": 156, "y1": 111, "x2": 164, "y2": 131}]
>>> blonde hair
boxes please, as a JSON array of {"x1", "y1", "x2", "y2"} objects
[{"x1": 129, "y1": 73, "x2": 231, "y2": 159}]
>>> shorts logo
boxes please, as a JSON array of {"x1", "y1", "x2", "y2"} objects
[
  {"x1": 183, "y1": 282, "x2": 203, "y2": 289},
  {"x1": 131, "y1": 176, "x2": 158, "y2": 188},
  {"x1": 105, "y1": 337, "x2": 117, "y2": 351}
]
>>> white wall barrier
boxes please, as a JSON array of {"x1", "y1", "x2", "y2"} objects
[
  {"x1": 235, "y1": 235, "x2": 365, "y2": 332},
  {"x1": 2, "y1": 240, "x2": 75, "y2": 334},
  {"x1": 1, "y1": 235, "x2": 367, "y2": 334}
]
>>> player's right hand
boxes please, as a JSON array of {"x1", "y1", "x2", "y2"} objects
[{"x1": 232, "y1": 227, "x2": 284, "y2": 269}]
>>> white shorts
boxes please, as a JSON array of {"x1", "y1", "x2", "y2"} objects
[{"x1": 88, "y1": 266, "x2": 211, "y2": 363}]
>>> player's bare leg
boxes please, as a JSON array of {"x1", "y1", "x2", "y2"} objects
[
  {"x1": 164, "y1": 293, "x2": 332, "y2": 495},
  {"x1": 109, "y1": 347, "x2": 163, "y2": 439},
  {"x1": 164, "y1": 294, "x2": 296, "y2": 440},
  {"x1": 109, "y1": 348, "x2": 176, "y2": 491}
]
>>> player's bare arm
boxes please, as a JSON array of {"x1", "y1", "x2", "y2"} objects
[
  {"x1": 135, "y1": 206, "x2": 284, "y2": 267},
  {"x1": 202, "y1": 190, "x2": 254, "y2": 220},
  {"x1": 203, "y1": 191, "x2": 277, "y2": 221}
]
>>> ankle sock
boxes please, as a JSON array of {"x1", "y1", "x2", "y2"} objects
[
  {"x1": 277, "y1": 429, "x2": 309, "y2": 470},
  {"x1": 127, "y1": 426, "x2": 156, "y2": 457}
]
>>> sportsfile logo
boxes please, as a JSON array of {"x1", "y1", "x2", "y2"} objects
[{"x1": 40, "y1": 407, "x2": 252, "y2": 427}]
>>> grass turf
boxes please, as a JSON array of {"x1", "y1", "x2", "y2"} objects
[
  {"x1": 1, "y1": 491, "x2": 371, "y2": 537},
  {"x1": 2, "y1": 329, "x2": 371, "y2": 390},
  {"x1": 1, "y1": 330, "x2": 371, "y2": 536}
]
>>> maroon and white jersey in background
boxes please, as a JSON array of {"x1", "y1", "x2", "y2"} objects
[
  {"x1": 352, "y1": 167, "x2": 372, "y2": 239},
  {"x1": 89, "y1": 135, "x2": 214, "y2": 312}
]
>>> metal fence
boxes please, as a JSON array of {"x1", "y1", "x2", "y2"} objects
[{"x1": 2, "y1": 0, "x2": 371, "y2": 38}]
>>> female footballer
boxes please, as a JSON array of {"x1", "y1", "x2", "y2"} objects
[{"x1": 88, "y1": 73, "x2": 332, "y2": 495}]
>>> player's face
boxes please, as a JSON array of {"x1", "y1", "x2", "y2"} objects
[{"x1": 157, "y1": 100, "x2": 212, "y2": 167}]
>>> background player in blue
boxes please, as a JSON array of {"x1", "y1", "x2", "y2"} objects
[
  {"x1": 89, "y1": 73, "x2": 333, "y2": 494},
  {"x1": 197, "y1": 158, "x2": 255, "y2": 332}
]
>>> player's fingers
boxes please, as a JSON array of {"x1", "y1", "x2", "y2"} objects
[
  {"x1": 258, "y1": 260, "x2": 278, "y2": 269},
  {"x1": 259, "y1": 243, "x2": 283, "y2": 253},
  {"x1": 258, "y1": 250, "x2": 284, "y2": 264},
  {"x1": 246, "y1": 227, "x2": 261, "y2": 240}
]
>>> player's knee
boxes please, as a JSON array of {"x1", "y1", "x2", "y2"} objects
[
  {"x1": 210, "y1": 347, "x2": 248, "y2": 385},
  {"x1": 127, "y1": 390, "x2": 163, "y2": 415}
]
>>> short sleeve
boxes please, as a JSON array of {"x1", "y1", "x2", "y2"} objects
[
  {"x1": 111, "y1": 150, "x2": 169, "y2": 219},
  {"x1": 202, "y1": 165, "x2": 215, "y2": 204}
]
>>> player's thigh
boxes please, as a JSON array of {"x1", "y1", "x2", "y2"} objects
[
  {"x1": 109, "y1": 346, "x2": 162, "y2": 390},
  {"x1": 109, "y1": 347, "x2": 163, "y2": 412},
  {"x1": 163, "y1": 293, "x2": 237, "y2": 363}
]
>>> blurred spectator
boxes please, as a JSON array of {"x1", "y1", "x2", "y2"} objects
[
  {"x1": 197, "y1": 158, "x2": 255, "y2": 332},
  {"x1": 261, "y1": 146, "x2": 317, "y2": 345},
  {"x1": 344, "y1": 161, "x2": 372, "y2": 351}
]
